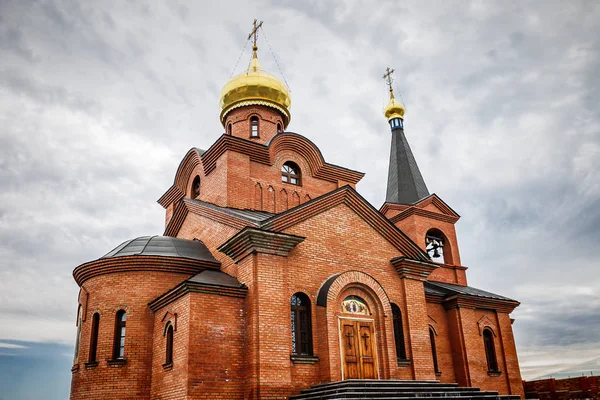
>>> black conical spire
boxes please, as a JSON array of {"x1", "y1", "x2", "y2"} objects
[
  {"x1": 382, "y1": 67, "x2": 429, "y2": 204},
  {"x1": 385, "y1": 126, "x2": 430, "y2": 204}
]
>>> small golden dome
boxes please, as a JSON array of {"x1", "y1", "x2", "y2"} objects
[
  {"x1": 219, "y1": 47, "x2": 291, "y2": 127},
  {"x1": 383, "y1": 88, "x2": 405, "y2": 121}
]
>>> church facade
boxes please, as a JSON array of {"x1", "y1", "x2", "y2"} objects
[{"x1": 69, "y1": 32, "x2": 524, "y2": 400}]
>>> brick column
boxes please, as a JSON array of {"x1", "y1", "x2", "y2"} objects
[
  {"x1": 391, "y1": 257, "x2": 439, "y2": 380},
  {"x1": 219, "y1": 227, "x2": 305, "y2": 399}
]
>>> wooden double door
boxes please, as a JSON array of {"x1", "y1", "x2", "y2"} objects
[{"x1": 340, "y1": 319, "x2": 378, "y2": 379}]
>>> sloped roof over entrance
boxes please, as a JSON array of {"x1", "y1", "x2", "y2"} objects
[{"x1": 425, "y1": 281, "x2": 516, "y2": 302}]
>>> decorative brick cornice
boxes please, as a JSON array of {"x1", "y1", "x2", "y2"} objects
[
  {"x1": 148, "y1": 280, "x2": 247, "y2": 312},
  {"x1": 390, "y1": 257, "x2": 439, "y2": 281},
  {"x1": 163, "y1": 200, "x2": 189, "y2": 237},
  {"x1": 200, "y1": 133, "x2": 364, "y2": 184},
  {"x1": 73, "y1": 256, "x2": 219, "y2": 286},
  {"x1": 158, "y1": 148, "x2": 202, "y2": 207},
  {"x1": 381, "y1": 194, "x2": 460, "y2": 225},
  {"x1": 442, "y1": 295, "x2": 520, "y2": 313},
  {"x1": 390, "y1": 206, "x2": 459, "y2": 225},
  {"x1": 218, "y1": 227, "x2": 305, "y2": 262}
]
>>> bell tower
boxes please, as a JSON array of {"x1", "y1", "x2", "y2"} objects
[{"x1": 380, "y1": 68, "x2": 464, "y2": 284}]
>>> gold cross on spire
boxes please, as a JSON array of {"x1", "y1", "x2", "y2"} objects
[
  {"x1": 248, "y1": 19, "x2": 264, "y2": 50},
  {"x1": 383, "y1": 67, "x2": 396, "y2": 98}
]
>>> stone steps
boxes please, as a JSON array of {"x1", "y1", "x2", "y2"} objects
[{"x1": 290, "y1": 379, "x2": 521, "y2": 400}]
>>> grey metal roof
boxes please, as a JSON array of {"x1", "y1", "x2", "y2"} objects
[
  {"x1": 385, "y1": 127, "x2": 430, "y2": 205},
  {"x1": 186, "y1": 198, "x2": 274, "y2": 223},
  {"x1": 424, "y1": 281, "x2": 516, "y2": 302},
  {"x1": 187, "y1": 270, "x2": 246, "y2": 288},
  {"x1": 101, "y1": 235, "x2": 220, "y2": 264}
]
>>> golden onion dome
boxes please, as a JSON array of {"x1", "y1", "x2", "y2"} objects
[
  {"x1": 383, "y1": 88, "x2": 405, "y2": 121},
  {"x1": 219, "y1": 47, "x2": 291, "y2": 127}
]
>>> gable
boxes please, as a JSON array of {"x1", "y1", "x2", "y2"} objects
[{"x1": 261, "y1": 186, "x2": 430, "y2": 261}]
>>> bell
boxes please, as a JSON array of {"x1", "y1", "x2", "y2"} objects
[{"x1": 432, "y1": 248, "x2": 441, "y2": 258}]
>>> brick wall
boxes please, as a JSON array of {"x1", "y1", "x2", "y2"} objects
[
  {"x1": 524, "y1": 376, "x2": 600, "y2": 400},
  {"x1": 70, "y1": 271, "x2": 189, "y2": 400}
]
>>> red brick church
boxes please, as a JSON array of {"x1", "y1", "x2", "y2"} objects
[{"x1": 69, "y1": 24, "x2": 524, "y2": 400}]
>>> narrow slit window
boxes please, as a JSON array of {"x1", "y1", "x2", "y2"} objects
[
  {"x1": 291, "y1": 293, "x2": 313, "y2": 356},
  {"x1": 88, "y1": 313, "x2": 100, "y2": 363},
  {"x1": 483, "y1": 329, "x2": 499, "y2": 372},
  {"x1": 165, "y1": 324, "x2": 174, "y2": 365},
  {"x1": 113, "y1": 310, "x2": 126, "y2": 359},
  {"x1": 277, "y1": 122, "x2": 282, "y2": 133},
  {"x1": 391, "y1": 303, "x2": 407, "y2": 360},
  {"x1": 430, "y1": 327, "x2": 440, "y2": 373},
  {"x1": 250, "y1": 116, "x2": 259, "y2": 137}
]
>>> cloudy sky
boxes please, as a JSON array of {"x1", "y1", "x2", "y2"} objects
[{"x1": 1, "y1": 0, "x2": 599, "y2": 398}]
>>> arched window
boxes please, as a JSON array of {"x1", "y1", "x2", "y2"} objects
[
  {"x1": 290, "y1": 293, "x2": 313, "y2": 356},
  {"x1": 227, "y1": 123, "x2": 232, "y2": 135},
  {"x1": 429, "y1": 326, "x2": 440, "y2": 374},
  {"x1": 165, "y1": 324, "x2": 174, "y2": 365},
  {"x1": 250, "y1": 116, "x2": 259, "y2": 137},
  {"x1": 277, "y1": 122, "x2": 282, "y2": 133},
  {"x1": 483, "y1": 329, "x2": 499, "y2": 372},
  {"x1": 282, "y1": 162, "x2": 301, "y2": 185},
  {"x1": 73, "y1": 305, "x2": 83, "y2": 364},
  {"x1": 426, "y1": 229, "x2": 446, "y2": 264},
  {"x1": 391, "y1": 303, "x2": 407, "y2": 361},
  {"x1": 191, "y1": 175, "x2": 200, "y2": 199},
  {"x1": 113, "y1": 310, "x2": 126, "y2": 359},
  {"x1": 88, "y1": 313, "x2": 100, "y2": 363}
]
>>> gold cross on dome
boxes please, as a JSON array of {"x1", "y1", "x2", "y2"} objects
[
  {"x1": 383, "y1": 67, "x2": 395, "y2": 88},
  {"x1": 247, "y1": 19, "x2": 264, "y2": 48}
]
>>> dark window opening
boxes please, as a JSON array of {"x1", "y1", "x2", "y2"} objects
[
  {"x1": 483, "y1": 329, "x2": 499, "y2": 372},
  {"x1": 165, "y1": 324, "x2": 174, "y2": 365},
  {"x1": 88, "y1": 313, "x2": 100, "y2": 363},
  {"x1": 430, "y1": 327, "x2": 440, "y2": 373},
  {"x1": 277, "y1": 122, "x2": 282, "y2": 133},
  {"x1": 291, "y1": 293, "x2": 313, "y2": 356},
  {"x1": 250, "y1": 116, "x2": 259, "y2": 137},
  {"x1": 282, "y1": 162, "x2": 301, "y2": 185},
  {"x1": 191, "y1": 175, "x2": 200, "y2": 199},
  {"x1": 227, "y1": 123, "x2": 232, "y2": 135},
  {"x1": 113, "y1": 310, "x2": 126, "y2": 359},
  {"x1": 391, "y1": 303, "x2": 407, "y2": 360}
]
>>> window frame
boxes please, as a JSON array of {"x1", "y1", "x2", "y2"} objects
[
  {"x1": 429, "y1": 326, "x2": 441, "y2": 374},
  {"x1": 165, "y1": 323, "x2": 174, "y2": 366},
  {"x1": 250, "y1": 116, "x2": 259, "y2": 138},
  {"x1": 112, "y1": 310, "x2": 127, "y2": 360},
  {"x1": 290, "y1": 292, "x2": 313, "y2": 356},
  {"x1": 88, "y1": 312, "x2": 100, "y2": 363},
  {"x1": 281, "y1": 162, "x2": 301, "y2": 186},
  {"x1": 483, "y1": 328, "x2": 499, "y2": 373},
  {"x1": 391, "y1": 303, "x2": 407, "y2": 361}
]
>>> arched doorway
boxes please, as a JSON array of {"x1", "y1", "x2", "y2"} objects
[
  {"x1": 339, "y1": 295, "x2": 378, "y2": 379},
  {"x1": 316, "y1": 271, "x2": 393, "y2": 382}
]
